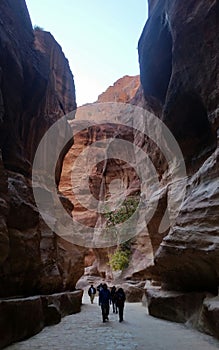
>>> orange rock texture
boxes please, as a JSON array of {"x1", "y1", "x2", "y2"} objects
[
  {"x1": 59, "y1": 76, "x2": 154, "y2": 280},
  {"x1": 97, "y1": 75, "x2": 140, "y2": 103}
]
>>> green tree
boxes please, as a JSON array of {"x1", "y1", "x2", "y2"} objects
[
  {"x1": 103, "y1": 195, "x2": 139, "y2": 227},
  {"x1": 104, "y1": 195, "x2": 139, "y2": 271},
  {"x1": 108, "y1": 249, "x2": 130, "y2": 271}
]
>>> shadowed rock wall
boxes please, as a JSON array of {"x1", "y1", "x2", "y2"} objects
[
  {"x1": 138, "y1": 0, "x2": 219, "y2": 338},
  {"x1": 0, "y1": 0, "x2": 84, "y2": 298}
]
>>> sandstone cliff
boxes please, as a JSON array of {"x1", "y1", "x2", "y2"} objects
[
  {"x1": 0, "y1": 0, "x2": 84, "y2": 298},
  {"x1": 138, "y1": 0, "x2": 219, "y2": 337},
  {"x1": 97, "y1": 75, "x2": 140, "y2": 103},
  {"x1": 139, "y1": 0, "x2": 217, "y2": 166},
  {"x1": 59, "y1": 114, "x2": 142, "y2": 279},
  {"x1": 59, "y1": 77, "x2": 154, "y2": 282}
]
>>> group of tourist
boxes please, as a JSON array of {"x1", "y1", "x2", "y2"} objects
[{"x1": 88, "y1": 283, "x2": 126, "y2": 323}]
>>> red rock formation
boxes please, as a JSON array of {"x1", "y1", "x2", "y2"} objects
[
  {"x1": 60, "y1": 119, "x2": 138, "y2": 224},
  {"x1": 0, "y1": 0, "x2": 84, "y2": 297},
  {"x1": 97, "y1": 75, "x2": 140, "y2": 103},
  {"x1": 59, "y1": 78, "x2": 155, "y2": 280},
  {"x1": 59, "y1": 117, "x2": 141, "y2": 279}
]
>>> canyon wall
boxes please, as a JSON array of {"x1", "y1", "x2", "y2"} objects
[
  {"x1": 138, "y1": 0, "x2": 219, "y2": 337},
  {"x1": 139, "y1": 0, "x2": 217, "y2": 165},
  {"x1": 59, "y1": 76, "x2": 154, "y2": 281},
  {"x1": 0, "y1": 0, "x2": 84, "y2": 298}
]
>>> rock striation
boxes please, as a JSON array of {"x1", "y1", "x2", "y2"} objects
[
  {"x1": 0, "y1": 0, "x2": 84, "y2": 298},
  {"x1": 138, "y1": 0, "x2": 219, "y2": 338}
]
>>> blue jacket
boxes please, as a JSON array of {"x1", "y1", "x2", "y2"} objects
[{"x1": 99, "y1": 289, "x2": 111, "y2": 305}]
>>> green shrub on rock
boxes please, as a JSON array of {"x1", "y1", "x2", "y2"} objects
[{"x1": 108, "y1": 249, "x2": 130, "y2": 271}]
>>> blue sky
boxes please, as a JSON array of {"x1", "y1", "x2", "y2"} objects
[{"x1": 25, "y1": 1, "x2": 148, "y2": 106}]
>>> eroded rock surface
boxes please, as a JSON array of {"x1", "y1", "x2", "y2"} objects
[
  {"x1": 138, "y1": 0, "x2": 219, "y2": 336},
  {"x1": 59, "y1": 80, "x2": 154, "y2": 281},
  {"x1": 0, "y1": 0, "x2": 84, "y2": 298},
  {"x1": 139, "y1": 0, "x2": 217, "y2": 164}
]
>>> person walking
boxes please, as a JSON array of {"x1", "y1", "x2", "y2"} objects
[
  {"x1": 115, "y1": 288, "x2": 126, "y2": 322},
  {"x1": 97, "y1": 283, "x2": 103, "y2": 293},
  {"x1": 110, "y1": 286, "x2": 118, "y2": 313},
  {"x1": 99, "y1": 283, "x2": 111, "y2": 322},
  {"x1": 88, "y1": 284, "x2": 96, "y2": 304}
]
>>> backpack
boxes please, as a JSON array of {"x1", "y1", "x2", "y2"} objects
[{"x1": 116, "y1": 292, "x2": 125, "y2": 305}]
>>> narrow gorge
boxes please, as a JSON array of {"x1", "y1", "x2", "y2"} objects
[{"x1": 0, "y1": 0, "x2": 218, "y2": 348}]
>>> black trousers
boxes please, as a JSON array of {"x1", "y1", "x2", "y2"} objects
[
  {"x1": 118, "y1": 304, "x2": 124, "y2": 321},
  {"x1": 101, "y1": 303, "x2": 109, "y2": 321}
]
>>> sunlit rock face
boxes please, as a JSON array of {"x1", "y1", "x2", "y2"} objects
[
  {"x1": 97, "y1": 75, "x2": 140, "y2": 103},
  {"x1": 59, "y1": 76, "x2": 154, "y2": 280},
  {"x1": 60, "y1": 120, "x2": 138, "y2": 227},
  {"x1": 0, "y1": 0, "x2": 84, "y2": 297},
  {"x1": 59, "y1": 118, "x2": 142, "y2": 280},
  {"x1": 138, "y1": 0, "x2": 219, "y2": 332}
]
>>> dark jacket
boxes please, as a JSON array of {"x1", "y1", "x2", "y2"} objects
[
  {"x1": 88, "y1": 286, "x2": 96, "y2": 296},
  {"x1": 111, "y1": 286, "x2": 117, "y2": 302},
  {"x1": 99, "y1": 288, "x2": 111, "y2": 305},
  {"x1": 115, "y1": 289, "x2": 126, "y2": 306}
]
